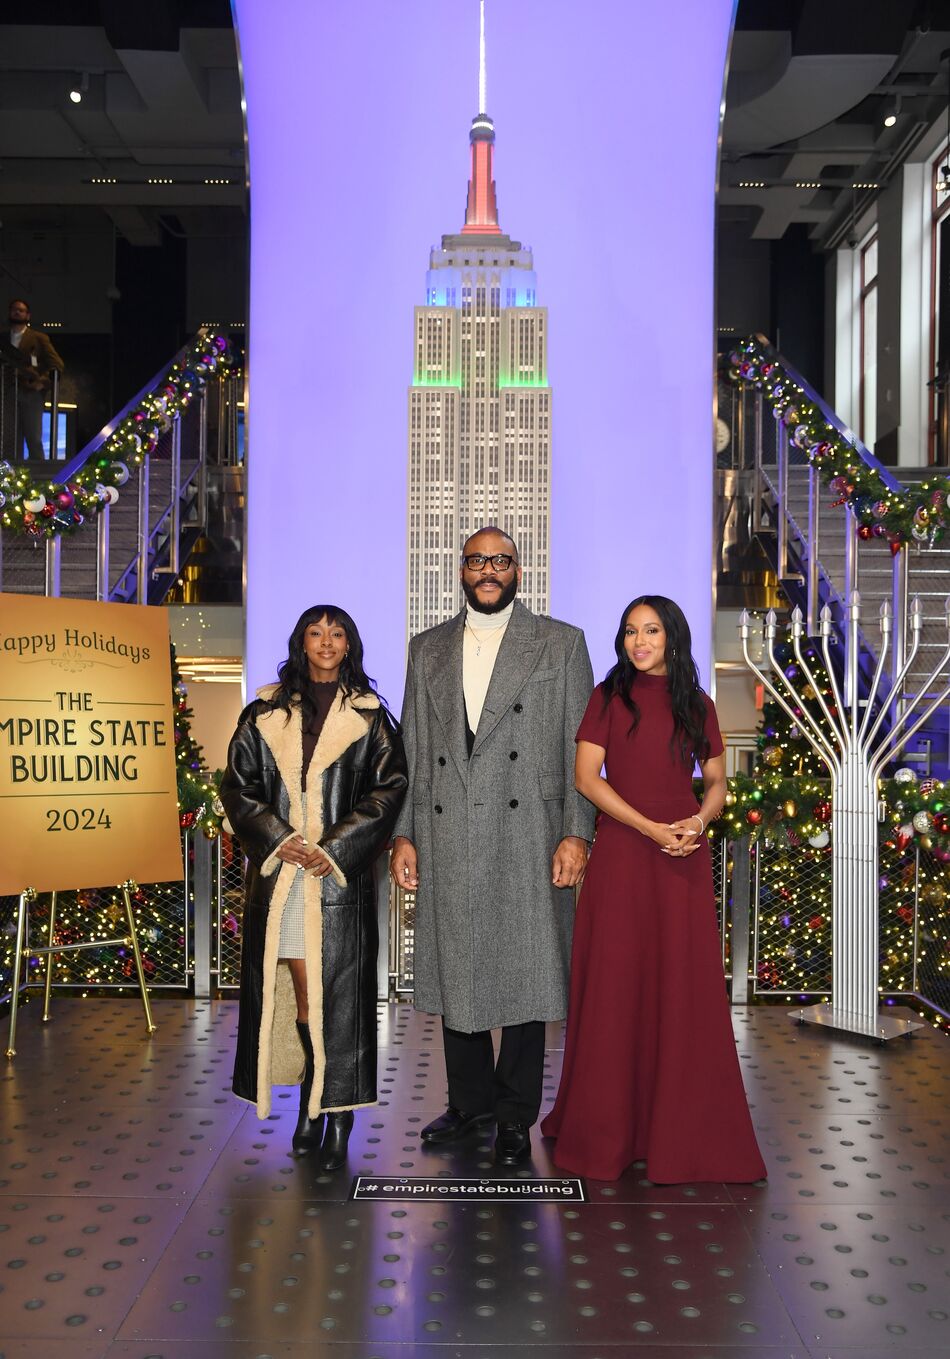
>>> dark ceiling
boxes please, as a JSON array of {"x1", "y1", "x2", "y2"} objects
[{"x1": 722, "y1": 0, "x2": 950, "y2": 244}]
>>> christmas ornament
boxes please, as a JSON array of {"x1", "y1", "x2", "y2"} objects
[
  {"x1": 894, "y1": 767, "x2": 917, "y2": 784},
  {"x1": 913, "y1": 810, "x2": 933, "y2": 833},
  {"x1": 896, "y1": 823, "x2": 915, "y2": 851},
  {"x1": 784, "y1": 800, "x2": 798, "y2": 818},
  {"x1": 23, "y1": 493, "x2": 46, "y2": 513},
  {"x1": 762, "y1": 745, "x2": 783, "y2": 768},
  {"x1": 808, "y1": 830, "x2": 830, "y2": 848},
  {"x1": 814, "y1": 801, "x2": 832, "y2": 823},
  {"x1": 746, "y1": 809, "x2": 763, "y2": 826}
]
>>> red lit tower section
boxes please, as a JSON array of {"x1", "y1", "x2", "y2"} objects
[{"x1": 462, "y1": 114, "x2": 501, "y2": 235}]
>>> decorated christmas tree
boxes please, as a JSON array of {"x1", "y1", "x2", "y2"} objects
[{"x1": 170, "y1": 644, "x2": 221, "y2": 838}]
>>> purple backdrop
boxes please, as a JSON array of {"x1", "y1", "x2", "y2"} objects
[{"x1": 234, "y1": 0, "x2": 733, "y2": 702}]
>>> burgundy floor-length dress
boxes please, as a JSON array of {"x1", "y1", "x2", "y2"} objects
[{"x1": 542, "y1": 675, "x2": 766, "y2": 1184}]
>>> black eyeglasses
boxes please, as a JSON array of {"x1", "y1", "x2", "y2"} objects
[{"x1": 462, "y1": 553, "x2": 516, "y2": 571}]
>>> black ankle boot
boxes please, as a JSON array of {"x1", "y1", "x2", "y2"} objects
[
  {"x1": 292, "y1": 1020, "x2": 324, "y2": 1154},
  {"x1": 319, "y1": 1110, "x2": 354, "y2": 1170}
]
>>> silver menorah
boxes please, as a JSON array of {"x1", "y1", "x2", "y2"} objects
[{"x1": 739, "y1": 594, "x2": 950, "y2": 1040}]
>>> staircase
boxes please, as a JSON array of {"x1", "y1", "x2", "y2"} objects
[
  {"x1": 0, "y1": 335, "x2": 240, "y2": 606},
  {"x1": 723, "y1": 337, "x2": 950, "y2": 775}
]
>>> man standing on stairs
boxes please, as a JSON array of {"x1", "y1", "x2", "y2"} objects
[
  {"x1": 391, "y1": 526, "x2": 595, "y2": 1165},
  {"x1": 5, "y1": 298, "x2": 64, "y2": 459}
]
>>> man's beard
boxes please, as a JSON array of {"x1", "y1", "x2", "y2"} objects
[{"x1": 462, "y1": 574, "x2": 519, "y2": 614}]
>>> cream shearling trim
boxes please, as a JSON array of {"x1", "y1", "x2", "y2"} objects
[
  {"x1": 251, "y1": 690, "x2": 376, "y2": 1119},
  {"x1": 261, "y1": 830, "x2": 299, "y2": 878},
  {"x1": 317, "y1": 844, "x2": 347, "y2": 888}
]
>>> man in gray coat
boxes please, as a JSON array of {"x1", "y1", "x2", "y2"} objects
[{"x1": 391, "y1": 526, "x2": 595, "y2": 1164}]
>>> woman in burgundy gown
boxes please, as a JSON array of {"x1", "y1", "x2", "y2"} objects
[{"x1": 542, "y1": 596, "x2": 766, "y2": 1184}]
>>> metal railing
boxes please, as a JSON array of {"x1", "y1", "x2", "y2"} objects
[
  {"x1": 4, "y1": 831, "x2": 947, "y2": 1031},
  {"x1": 721, "y1": 338, "x2": 950, "y2": 773},
  {"x1": 0, "y1": 342, "x2": 242, "y2": 605}
]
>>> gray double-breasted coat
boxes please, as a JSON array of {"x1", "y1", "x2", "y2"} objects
[{"x1": 395, "y1": 600, "x2": 596, "y2": 1032}]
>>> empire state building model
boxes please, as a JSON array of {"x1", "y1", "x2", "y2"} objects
[{"x1": 407, "y1": 3, "x2": 551, "y2": 637}]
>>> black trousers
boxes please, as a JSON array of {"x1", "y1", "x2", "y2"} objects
[{"x1": 442, "y1": 1017, "x2": 546, "y2": 1125}]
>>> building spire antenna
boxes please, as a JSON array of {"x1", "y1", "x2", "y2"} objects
[
  {"x1": 462, "y1": 0, "x2": 500, "y2": 234},
  {"x1": 479, "y1": 0, "x2": 487, "y2": 114}
]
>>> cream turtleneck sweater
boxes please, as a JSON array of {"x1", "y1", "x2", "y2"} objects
[{"x1": 462, "y1": 600, "x2": 514, "y2": 733}]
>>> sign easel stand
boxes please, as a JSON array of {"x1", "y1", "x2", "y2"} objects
[{"x1": 5, "y1": 879, "x2": 157, "y2": 1059}]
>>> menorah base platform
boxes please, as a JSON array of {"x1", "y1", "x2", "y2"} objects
[{"x1": 795, "y1": 1001, "x2": 925, "y2": 1041}]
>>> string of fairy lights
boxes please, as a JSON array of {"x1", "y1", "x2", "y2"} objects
[
  {"x1": 0, "y1": 332, "x2": 234, "y2": 539},
  {"x1": 727, "y1": 336, "x2": 950, "y2": 547}
]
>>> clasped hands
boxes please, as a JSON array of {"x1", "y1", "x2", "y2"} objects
[
  {"x1": 275, "y1": 833, "x2": 334, "y2": 878},
  {"x1": 651, "y1": 817, "x2": 704, "y2": 857}
]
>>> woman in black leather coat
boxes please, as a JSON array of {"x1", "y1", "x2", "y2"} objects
[{"x1": 219, "y1": 605, "x2": 407, "y2": 1168}]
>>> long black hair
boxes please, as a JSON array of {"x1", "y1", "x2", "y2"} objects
[
  {"x1": 602, "y1": 594, "x2": 710, "y2": 765},
  {"x1": 273, "y1": 604, "x2": 381, "y2": 723}
]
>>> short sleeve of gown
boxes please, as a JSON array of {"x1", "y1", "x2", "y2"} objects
[
  {"x1": 703, "y1": 693, "x2": 725, "y2": 759},
  {"x1": 576, "y1": 683, "x2": 611, "y2": 748}
]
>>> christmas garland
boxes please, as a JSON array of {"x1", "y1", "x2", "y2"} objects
[
  {"x1": 711, "y1": 769, "x2": 950, "y2": 860},
  {"x1": 727, "y1": 337, "x2": 949, "y2": 548},
  {"x1": 0, "y1": 332, "x2": 234, "y2": 540}
]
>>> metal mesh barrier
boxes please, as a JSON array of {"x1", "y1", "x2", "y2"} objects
[
  {"x1": 911, "y1": 844, "x2": 950, "y2": 1015},
  {"x1": 391, "y1": 881, "x2": 416, "y2": 996},
  {"x1": 0, "y1": 532, "x2": 48, "y2": 596},
  {"x1": 711, "y1": 834, "x2": 729, "y2": 974},
  {"x1": 0, "y1": 831, "x2": 193, "y2": 996},
  {"x1": 877, "y1": 847, "x2": 918, "y2": 995},
  {"x1": 752, "y1": 837, "x2": 833, "y2": 996},
  {"x1": 213, "y1": 832, "x2": 245, "y2": 992}
]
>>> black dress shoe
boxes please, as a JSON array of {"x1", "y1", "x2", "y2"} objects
[
  {"x1": 319, "y1": 1111, "x2": 354, "y2": 1171},
  {"x1": 495, "y1": 1121, "x2": 531, "y2": 1165},
  {"x1": 421, "y1": 1106, "x2": 494, "y2": 1144},
  {"x1": 292, "y1": 1020, "x2": 324, "y2": 1154}
]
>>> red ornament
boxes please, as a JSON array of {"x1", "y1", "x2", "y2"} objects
[
  {"x1": 897, "y1": 905, "x2": 914, "y2": 924},
  {"x1": 746, "y1": 808, "x2": 763, "y2": 826},
  {"x1": 179, "y1": 811, "x2": 196, "y2": 830},
  {"x1": 814, "y1": 801, "x2": 832, "y2": 823},
  {"x1": 934, "y1": 813, "x2": 950, "y2": 835},
  {"x1": 40, "y1": 503, "x2": 55, "y2": 518},
  {"x1": 808, "y1": 914, "x2": 823, "y2": 930},
  {"x1": 889, "y1": 539, "x2": 903, "y2": 556}
]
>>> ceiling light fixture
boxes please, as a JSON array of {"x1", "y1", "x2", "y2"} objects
[{"x1": 68, "y1": 72, "x2": 89, "y2": 104}]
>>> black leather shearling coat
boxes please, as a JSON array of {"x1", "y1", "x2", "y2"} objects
[{"x1": 220, "y1": 686, "x2": 407, "y2": 1117}]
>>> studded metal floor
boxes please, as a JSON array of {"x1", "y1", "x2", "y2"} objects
[{"x1": 1, "y1": 999, "x2": 949, "y2": 1359}]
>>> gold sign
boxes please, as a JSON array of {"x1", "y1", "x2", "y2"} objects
[{"x1": 0, "y1": 594, "x2": 183, "y2": 893}]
